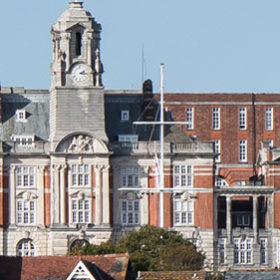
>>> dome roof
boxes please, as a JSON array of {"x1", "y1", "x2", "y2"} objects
[
  {"x1": 58, "y1": 2, "x2": 92, "y2": 22},
  {"x1": 52, "y1": 2, "x2": 100, "y2": 32}
]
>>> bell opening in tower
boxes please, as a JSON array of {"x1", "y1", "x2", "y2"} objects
[{"x1": 75, "y1": 32, "x2": 82, "y2": 56}]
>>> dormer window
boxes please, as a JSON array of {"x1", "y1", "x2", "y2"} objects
[
  {"x1": 121, "y1": 110, "x2": 129, "y2": 121},
  {"x1": 16, "y1": 110, "x2": 27, "y2": 122},
  {"x1": 11, "y1": 135, "x2": 35, "y2": 147},
  {"x1": 118, "y1": 135, "x2": 138, "y2": 143}
]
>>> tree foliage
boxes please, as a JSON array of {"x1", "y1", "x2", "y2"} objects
[{"x1": 74, "y1": 225, "x2": 205, "y2": 272}]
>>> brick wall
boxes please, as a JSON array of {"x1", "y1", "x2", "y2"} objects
[{"x1": 158, "y1": 93, "x2": 280, "y2": 166}]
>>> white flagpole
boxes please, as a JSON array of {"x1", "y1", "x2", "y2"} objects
[{"x1": 159, "y1": 63, "x2": 165, "y2": 228}]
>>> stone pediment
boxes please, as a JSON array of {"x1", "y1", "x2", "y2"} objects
[
  {"x1": 16, "y1": 191, "x2": 38, "y2": 200},
  {"x1": 56, "y1": 133, "x2": 108, "y2": 154}
]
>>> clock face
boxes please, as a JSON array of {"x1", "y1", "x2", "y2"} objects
[{"x1": 71, "y1": 64, "x2": 89, "y2": 83}]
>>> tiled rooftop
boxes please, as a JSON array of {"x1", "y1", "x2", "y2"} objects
[{"x1": 0, "y1": 253, "x2": 129, "y2": 280}]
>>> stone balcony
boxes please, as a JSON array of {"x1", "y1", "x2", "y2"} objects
[{"x1": 109, "y1": 140, "x2": 213, "y2": 156}]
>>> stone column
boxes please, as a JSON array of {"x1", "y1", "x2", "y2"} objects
[
  {"x1": 51, "y1": 164, "x2": 60, "y2": 225},
  {"x1": 66, "y1": 34, "x2": 71, "y2": 70},
  {"x1": 267, "y1": 195, "x2": 273, "y2": 229},
  {"x1": 226, "y1": 196, "x2": 232, "y2": 243},
  {"x1": 60, "y1": 165, "x2": 67, "y2": 224},
  {"x1": 102, "y1": 165, "x2": 110, "y2": 226},
  {"x1": 253, "y1": 195, "x2": 258, "y2": 242},
  {"x1": 142, "y1": 166, "x2": 149, "y2": 225},
  {"x1": 95, "y1": 166, "x2": 102, "y2": 226},
  {"x1": 9, "y1": 166, "x2": 16, "y2": 226},
  {"x1": 87, "y1": 32, "x2": 93, "y2": 66},
  {"x1": 37, "y1": 166, "x2": 45, "y2": 226},
  {"x1": 67, "y1": 165, "x2": 72, "y2": 225},
  {"x1": 213, "y1": 193, "x2": 219, "y2": 269}
]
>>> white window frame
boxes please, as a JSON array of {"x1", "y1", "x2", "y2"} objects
[
  {"x1": 16, "y1": 200, "x2": 35, "y2": 225},
  {"x1": 17, "y1": 239, "x2": 35, "y2": 256},
  {"x1": 71, "y1": 198, "x2": 90, "y2": 223},
  {"x1": 239, "y1": 140, "x2": 247, "y2": 162},
  {"x1": 215, "y1": 176, "x2": 228, "y2": 187},
  {"x1": 265, "y1": 107, "x2": 273, "y2": 130},
  {"x1": 118, "y1": 135, "x2": 138, "y2": 143},
  {"x1": 16, "y1": 110, "x2": 27, "y2": 122},
  {"x1": 235, "y1": 181, "x2": 246, "y2": 186},
  {"x1": 268, "y1": 139, "x2": 273, "y2": 149},
  {"x1": 219, "y1": 238, "x2": 226, "y2": 264},
  {"x1": 121, "y1": 199, "x2": 140, "y2": 225},
  {"x1": 237, "y1": 214, "x2": 250, "y2": 226},
  {"x1": 16, "y1": 166, "x2": 35, "y2": 188},
  {"x1": 234, "y1": 238, "x2": 252, "y2": 264},
  {"x1": 260, "y1": 238, "x2": 267, "y2": 264},
  {"x1": 212, "y1": 107, "x2": 220, "y2": 130},
  {"x1": 71, "y1": 164, "x2": 89, "y2": 187},
  {"x1": 186, "y1": 107, "x2": 194, "y2": 130},
  {"x1": 121, "y1": 110, "x2": 130, "y2": 121},
  {"x1": 174, "y1": 165, "x2": 193, "y2": 187},
  {"x1": 120, "y1": 168, "x2": 139, "y2": 188},
  {"x1": 214, "y1": 140, "x2": 221, "y2": 162},
  {"x1": 11, "y1": 135, "x2": 34, "y2": 147},
  {"x1": 239, "y1": 107, "x2": 247, "y2": 130},
  {"x1": 174, "y1": 199, "x2": 194, "y2": 226}
]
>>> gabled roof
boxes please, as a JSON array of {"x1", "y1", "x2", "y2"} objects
[
  {"x1": 0, "y1": 253, "x2": 129, "y2": 280},
  {"x1": 66, "y1": 260, "x2": 101, "y2": 280}
]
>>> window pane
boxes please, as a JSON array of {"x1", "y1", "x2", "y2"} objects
[
  {"x1": 72, "y1": 175, "x2": 77, "y2": 185},
  {"x1": 128, "y1": 201, "x2": 133, "y2": 211},
  {"x1": 122, "y1": 201, "x2": 127, "y2": 211},
  {"x1": 181, "y1": 212, "x2": 186, "y2": 224},
  {"x1": 78, "y1": 165, "x2": 83, "y2": 173},
  {"x1": 121, "y1": 200, "x2": 140, "y2": 225},
  {"x1": 72, "y1": 201, "x2": 77, "y2": 210},
  {"x1": 24, "y1": 175, "x2": 28, "y2": 186},
  {"x1": 85, "y1": 212, "x2": 89, "y2": 222},
  {"x1": 84, "y1": 174, "x2": 89, "y2": 185},
  {"x1": 79, "y1": 212, "x2": 83, "y2": 222},
  {"x1": 84, "y1": 164, "x2": 89, "y2": 173},
  {"x1": 78, "y1": 174, "x2": 83, "y2": 185}
]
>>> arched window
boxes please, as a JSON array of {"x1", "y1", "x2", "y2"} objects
[
  {"x1": 17, "y1": 239, "x2": 35, "y2": 256},
  {"x1": 75, "y1": 32, "x2": 82, "y2": 56},
  {"x1": 70, "y1": 239, "x2": 88, "y2": 252}
]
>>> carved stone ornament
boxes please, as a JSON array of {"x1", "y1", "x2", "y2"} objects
[
  {"x1": 120, "y1": 191, "x2": 143, "y2": 200},
  {"x1": 56, "y1": 134, "x2": 109, "y2": 154},
  {"x1": 70, "y1": 190, "x2": 91, "y2": 200},
  {"x1": 68, "y1": 135, "x2": 94, "y2": 153},
  {"x1": 16, "y1": 191, "x2": 38, "y2": 200}
]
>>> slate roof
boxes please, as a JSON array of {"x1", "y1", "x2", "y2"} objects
[
  {"x1": 1, "y1": 92, "x2": 50, "y2": 142},
  {"x1": 225, "y1": 271, "x2": 280, "y2": 280},
  {"x1": 0, "y1": 89, "x2": 197, "y2": 151},
  {"x1": 0, "y1": 253, "x2": 129, "y2": 280},
  {"x1": 137, "y1": 271, "x2": 206, "y2": 280},
  {"x1": 104, "y1": 93, "x2": 153, "y2": 142},
  {"x1": 104, "y1": 93, "x2": 193, "y2": 144}
]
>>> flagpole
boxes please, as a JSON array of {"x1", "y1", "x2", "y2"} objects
[{"x1": 159, "y1": 63, "x2": 165, "y2": 228}]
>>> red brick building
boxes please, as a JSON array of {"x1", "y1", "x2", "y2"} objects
[
  {"x1": 2, "y1": 0, "x2": 280, "y2": 272},
  {"x1": 158, "y1": 92, "x2": 280, "y2": 268}
]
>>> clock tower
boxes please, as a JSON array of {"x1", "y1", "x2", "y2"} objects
[{"x1": 49, "y1": 1, "x2": 108, "y2": 150}]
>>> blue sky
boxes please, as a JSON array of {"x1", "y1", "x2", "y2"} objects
[{"x1": 1, "y1": 0, "x2": 280, "y2": 93}]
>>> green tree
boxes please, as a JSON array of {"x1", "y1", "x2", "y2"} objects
[{"x1": 75, "y1": 225, "x2": 205, "y2": 272}]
